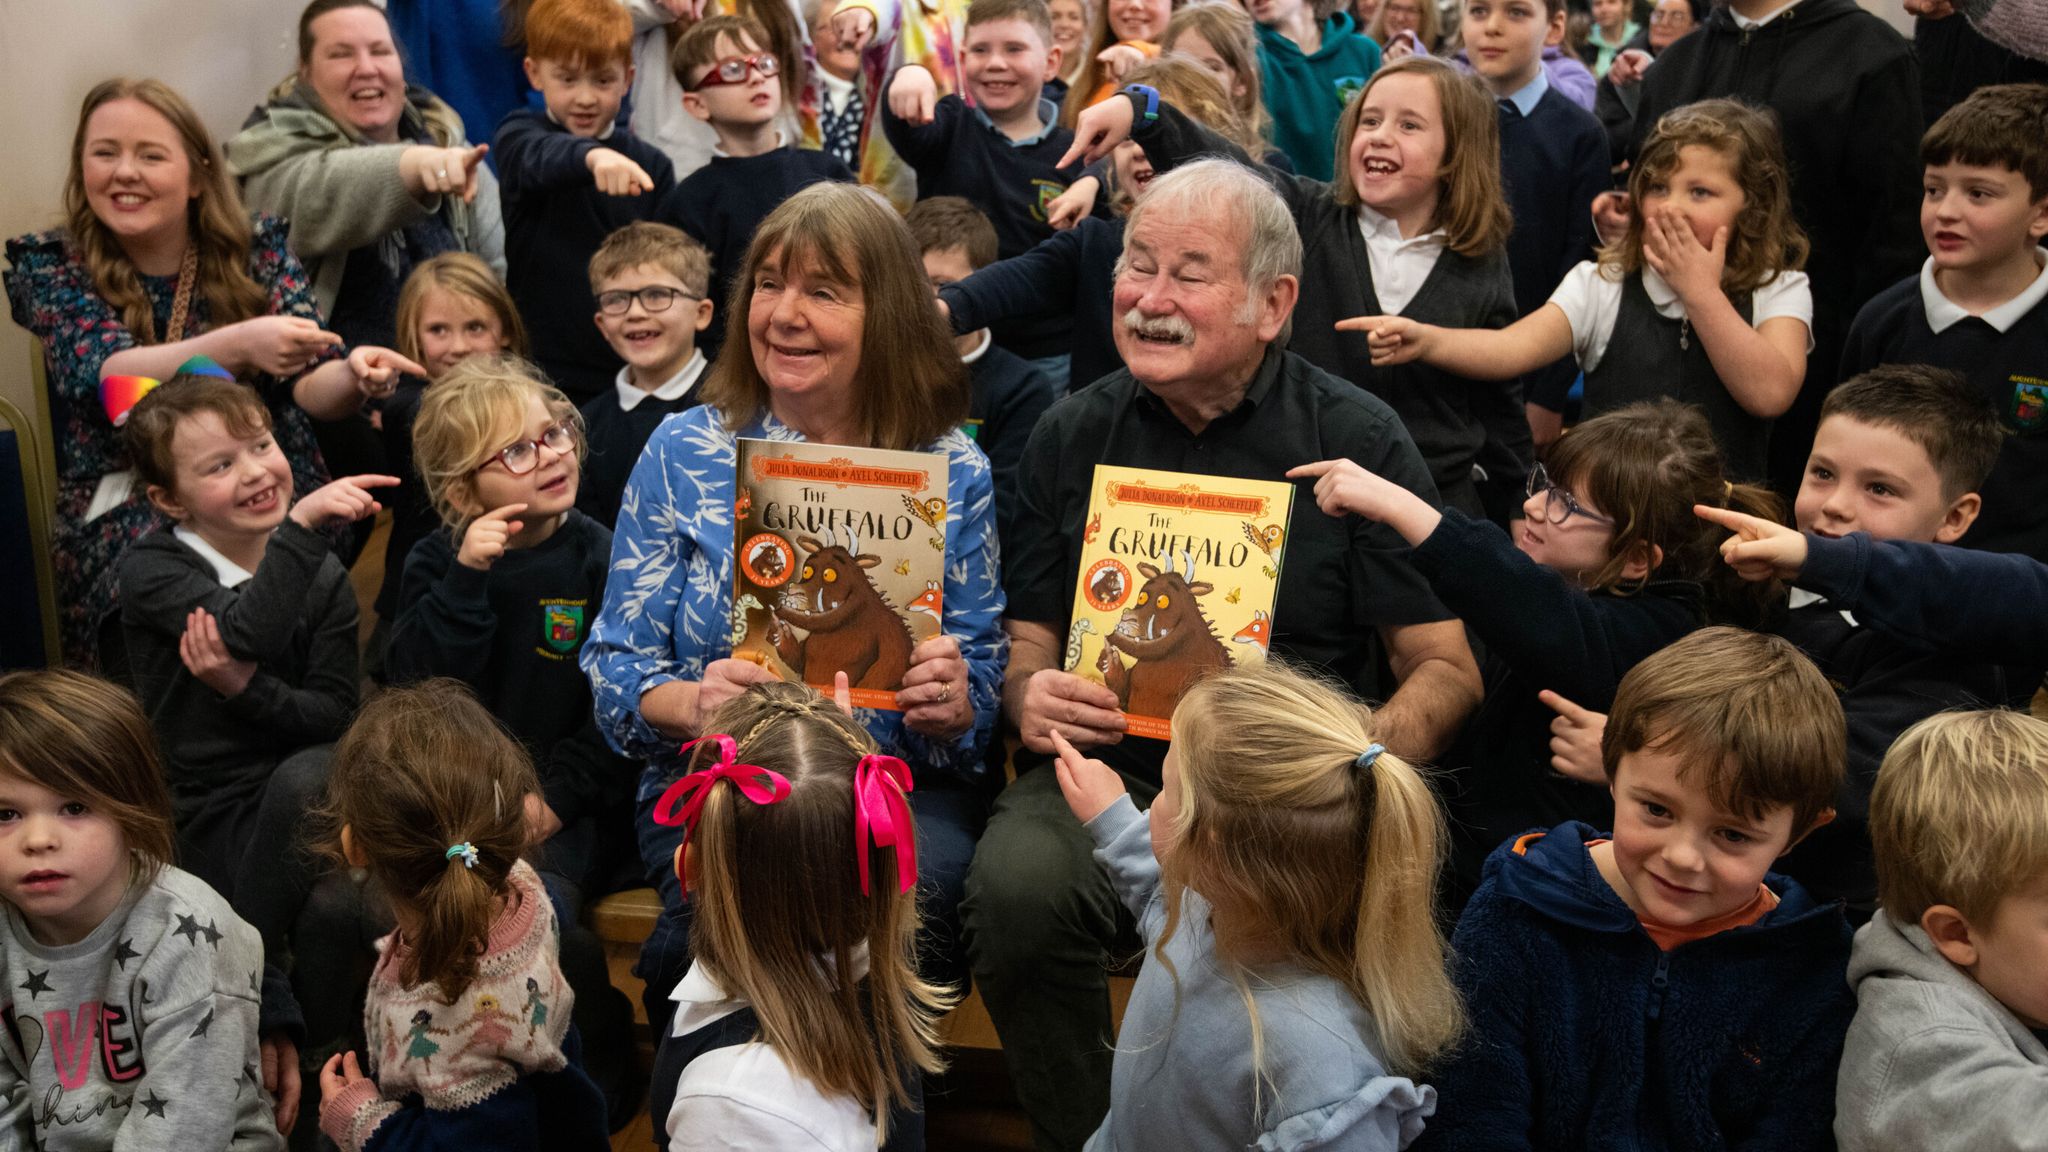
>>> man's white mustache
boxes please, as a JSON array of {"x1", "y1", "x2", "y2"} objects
[{"x1": 1120, "y1": 308, "x2": 1193, "y2": 343}]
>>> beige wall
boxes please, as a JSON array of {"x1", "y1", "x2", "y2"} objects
[{"x1": 0, "y1": 0, "x2": 304, "y2": 421}]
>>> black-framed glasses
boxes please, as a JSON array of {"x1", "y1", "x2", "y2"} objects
[
  {"x1": 596, "y1": 286, "x2": 696, "y2": 315},
  {"x1": 1526, "y1": 463, "x2": 1617, "y2": 527},
  {"x1": 688, "y1": 52, "x2": 780, "y2": 91},
  {"x1": 479, "y1": 422, "x2": 576, "y2": 476}
]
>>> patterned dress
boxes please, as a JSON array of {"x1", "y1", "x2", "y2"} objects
[
  {"x1": 3, "y1": 216, "x2": 335, "y2": 669},
  {"x1": 580, "y1": 404, "x2": 1008, "y2": 801}
]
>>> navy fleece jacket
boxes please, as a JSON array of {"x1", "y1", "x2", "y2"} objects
[{"x1": 1414, "y1": 822, "x2": 1855, "y2": 1152}]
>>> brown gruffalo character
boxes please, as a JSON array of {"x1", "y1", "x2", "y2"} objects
[
  {"x1": 770, "y1": 526, "x2": 915, "y2": 691},
  {"x1": 1099, "y1": 550, "x2": 1229, "y2": 717}
]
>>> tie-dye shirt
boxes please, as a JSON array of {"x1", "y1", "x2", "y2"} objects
[{"x1": 832, "y1": 0, "x2": 968, "y2": 211}]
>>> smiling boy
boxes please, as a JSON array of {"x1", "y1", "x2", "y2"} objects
[
  {"x1": 1841, "y1": 82, "x2": 2048, "y2": 562},
  {"x1": 884, "y1": 0, "x2": 1080, "y2": 261},
  {"x1": 578, "y1": 222, "x2": 714, "y2": 526},
  {"x1": 1415, "y1": 627, "x2": 1856, "y2": 1152},
  {"x1": 495, "y1": 0, "x2": 676, "y2": 402}
]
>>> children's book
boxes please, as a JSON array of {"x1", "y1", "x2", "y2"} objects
[
  {"x1": 732, "y1": 438, "x2": 950, "y2": 710},
  {"x1": 1064, "y1": 465, "x2": 1293, "y2": 739}
]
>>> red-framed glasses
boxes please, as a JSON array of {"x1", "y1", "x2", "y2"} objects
[{"x1": 689, "y1": 52, "x2": 780, "y2": 91}]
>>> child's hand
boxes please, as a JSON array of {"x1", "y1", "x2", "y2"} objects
[
  {"x1": 830, "y1": 2, "x2": 876, "y2": 53},
  {"x1": 457, "y1": 502, "x2": 528, "y2": 570},
  {"x1": 288, "y1": 474, "x2": 401, "y2": 531},
  {"x1": 1694, "y1": 503, "x2": 1808, "y2": 582},
  {"x1": 1590, "y1": 190, "x2": 1631, "y2": 249},
  {"x1": 1047, "y1": 177, "x2": 1099, "y2": 229},
  {"x1": 1641, "y1": 206, "x2": 1726, "y2": 308},
  {"x1": 180, "y1": 608, "x2": 257, "y2": 697},
  {"x1": 888, "y1": 65, "x2": 939, "y2": 124},
  {"x1": 587, "y1": 147, "x2": 657, "y2": 196},
  {"x1": 1050, "y1": 729, "x2": 1126, "y2": 825},
  {"x1": 261, "y1": 1030, "x2": 302, "y2": 1137},
  {"x1": 833, "y1": 671, "x2": 853, "y2": 714},
  {"x1": 1538, "y1": 690, "x2": 1608, "y2": 785},
  {"x1": 236, "y1": 315, "x2": 345, "y2": 378},
  {"x1": 1287, "y1": 458, "x2": 1442, "y2": 544},
  {"x1": 1059, "y1": 94, "x2": 1136, "y2": 168},
  {"x1": 656, "y1": 0, "x2": 710, "y2": 21},
  {"x1": 1333, "y1": 314, "x2": 1431, "y2": 366},
  {"x1": 346, "y1": 346, "x2": 424, "y2": 400},
  {"x1": 318, "y1": 1051, "x2": 369, "y2": 1108},
  {"x1": 1383, "y1": 29, "x2": 1420, "y2": 61},
  {"x1": 1095, "y1": 43, "x2": 1147, "y2": 83}
]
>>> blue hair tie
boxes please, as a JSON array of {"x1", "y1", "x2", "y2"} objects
[
  {"x1": 446, "y1": 842, "x2": 479, "y2": 869},
  {"x1": 1353, "y1": 743, "x2": 1385, "y2": 771}
]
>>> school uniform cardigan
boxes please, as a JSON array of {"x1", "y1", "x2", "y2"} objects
[
  {"x1": 1412, "y1": 822, "x2": 1856, "y2": 1152},
  {"x1": 1127, "y1": 97, "x2": 1528, "y2": 511}
]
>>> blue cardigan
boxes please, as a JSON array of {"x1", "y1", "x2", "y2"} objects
[{"x1": 1415, "y1": 823, "x2": 1855, "y2": 1152}]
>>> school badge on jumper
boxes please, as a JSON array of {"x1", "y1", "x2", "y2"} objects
[
  {"x1": 542, "y1": 602, "x2": 586, "y2": 654},
  {"x1": 2009, "y1": 377, "x2": 2048, "y2": 431},
  {"x1": 1030, "y1": 179, "x2": 1067, "y2": 225}
]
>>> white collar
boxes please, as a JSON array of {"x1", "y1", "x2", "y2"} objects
[
  {"x1": 669, "y1": 944, "x2": 872, "y2": 1038},
  {"x1": 1788, "y1": 584, "x2": 1858, "y2": 626},
  {"x1": 1641, "y1": 265, "x2": 1684, "y2": 313},
  {"x1": 1730, "y1": 0, "x2": 1802, "y2": 30},
  {"x1": 1918, "y1": 249, "x2": 2048, "y2": 334},
  {"x1": 712, "y1": 129, "x2": 788, "y2": 159},
  {"x1": 545, "y1": 106, "x2": 617, "y2": 142},
  {"x1": 173, "y1": 526, "x2": 259, "y2": 588},
  {"x1": 615, "y1": 349, "x2": 707, "y2": 411},
  {"x1": 958, "y1": 329, "x2": 993, "y2": 365},
  {"x1": 1355, "y1": 204, "x2": 1446, "y2": 249}
]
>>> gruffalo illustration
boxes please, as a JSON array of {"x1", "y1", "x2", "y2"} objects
[
  {"x1": 1099, "y1": 550, "x2": 1229, "y2": 717},
  {"x1": 770, "y1": 526, "x2": 915, "y2": 691}
]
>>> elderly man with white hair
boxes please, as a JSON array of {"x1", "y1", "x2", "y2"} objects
[{"x1": 961, "y1": 159, "x2": 1481, "y2": 1152}]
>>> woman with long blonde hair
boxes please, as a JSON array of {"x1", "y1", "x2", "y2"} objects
[{"x1": 1051, "y1": 660, "x2": 1463, "y2": 1149}]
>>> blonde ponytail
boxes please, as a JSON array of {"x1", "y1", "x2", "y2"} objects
[{"x1": 1164, "y1": 661, "x2": 1465, "y2": 1088}]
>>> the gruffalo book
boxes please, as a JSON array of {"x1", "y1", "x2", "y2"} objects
[
  {"x1": 1064, "y1": 465, "x2": 1294, "y2": 740},
  {"x1": 732, "y1": 438, "x2": 950, "y2": 710}
]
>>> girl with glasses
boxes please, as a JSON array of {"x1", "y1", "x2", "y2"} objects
[
  {"x1": 1291, "y1": 398, "x2": 1779, "y2": 903},
  {"x1": 390, "y1": 353, "x2": 643, "y2": 1099}
]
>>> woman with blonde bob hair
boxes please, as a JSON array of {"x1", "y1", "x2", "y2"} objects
[
  {"x1": 1050, "y1": 658, "x2": 1463, "y2": 1148},
  {"x1": 583, "y1": 181, "x2": 1007, "y2": 1033},
  {"x1": 5, "y1": 76, "x2": 418, "y2": 669}
]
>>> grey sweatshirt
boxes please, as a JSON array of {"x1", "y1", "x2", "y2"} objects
[
  {"x1": 1082, "y1": 797, "x2": 1436, "y2": 1152},
  {"x1": 1835, "y1": 911, "x2": 2048, "y2": 1151},
  {"x1": 0, "y1": 865, "x2": 280, "y2": 1150}
]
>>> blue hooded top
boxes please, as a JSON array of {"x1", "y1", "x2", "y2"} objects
[{"x1": 1413, "y1": 822, "x2": 1855, "y2": 1152}]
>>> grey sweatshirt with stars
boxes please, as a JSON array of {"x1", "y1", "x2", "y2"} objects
[{"x1": 0, "y1": 864, "x2": 279, "y2": 1150}]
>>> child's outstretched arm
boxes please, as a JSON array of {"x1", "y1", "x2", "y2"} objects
[
  {"x1": 1694, "y1": 503, "x2": 2048, "y2": 661},
  {"x1": 1337, "y1": 304, "x2": 1575, "y2": 383},
  {"x1": 937, "y1": 225, "x2": 1090, "y2": 334},
  {"x1": 1642, "y1": 208, "x2": 1805, "y2": 419},
  {"x1": 1052, "y1": 731, "x2": 1166, "y2": 935},
  {"x1": 1287, "y1": 458, "x2": 1443, "y2": 546}
]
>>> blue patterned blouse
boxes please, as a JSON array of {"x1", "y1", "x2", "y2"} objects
[{"x1": 581, "y1": 404, "x2": 1008, "y2": 796}]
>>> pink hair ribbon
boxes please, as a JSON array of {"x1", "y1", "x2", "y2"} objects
[
  {"x1": 854, "y1": 754, "x2": 918, "y2": 895},
  {"x1": 653, "y1": 734, "x2": 792, "y2": 841}
]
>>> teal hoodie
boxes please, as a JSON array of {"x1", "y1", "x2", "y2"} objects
[{"x1": 1255, "y1": 12, "x2": 1382, "y2": 182}]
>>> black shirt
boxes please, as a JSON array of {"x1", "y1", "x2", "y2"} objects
[{"x1": 1007, "y1": 344, "x2": 1452, "y2": 782}]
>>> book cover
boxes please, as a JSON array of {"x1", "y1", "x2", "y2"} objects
[
  {"x1": 732, "y1": 438, "x2": 950, "y2": 710},
  {"x1": 1064, "y1": 465, "x2": 1294, "y2": 739}
]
